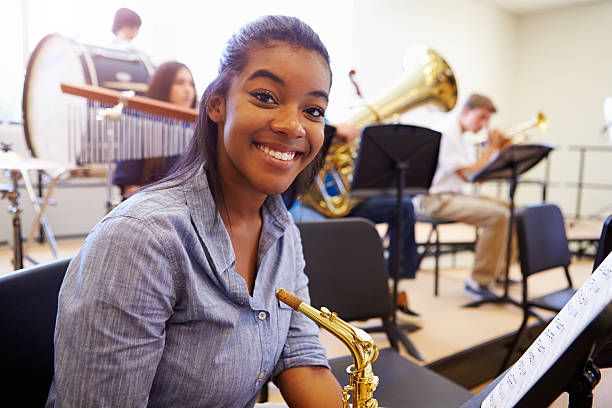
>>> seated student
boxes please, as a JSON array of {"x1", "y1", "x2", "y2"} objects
[
  {"x1": 417, "y1": 93, "x2": 516, "y2": 301},
  {"x1": 47, "y1": 15, "x2": 342, "y2": 407},
  {"x1": 112, "y1": 61, "x2": 197, "y2": 199},
  {"x1": 288, "y1": 121, "x2": 420, "y2": 317}
]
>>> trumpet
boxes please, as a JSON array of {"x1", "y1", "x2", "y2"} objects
[
  {"x1": 474, "y1": 112, "x2": 550, "y2": 145},
  {"x1": 276, "y1": 289, "x2": 379, "y2": 408}
]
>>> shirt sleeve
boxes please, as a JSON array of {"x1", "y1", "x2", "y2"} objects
[
  {"x1": 272, "y1": 224, "x2": 330, "y2": 379},
  {"x1": 49, "y1": 215, "x2": 179, "y2": 407},
  {"x1": 437, "y1": 128, "x2": 473, "y2": 177}
]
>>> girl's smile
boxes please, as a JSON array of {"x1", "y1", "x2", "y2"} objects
[{"x1": 254, "y1": 142, "x2": 301, "y2": 169}]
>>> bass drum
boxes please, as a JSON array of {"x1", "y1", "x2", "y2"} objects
[{"x1": 22, "y1": 33, "x2": 155, "y2": 165}]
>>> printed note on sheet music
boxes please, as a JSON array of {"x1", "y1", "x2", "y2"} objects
[{"x1": 481, "y1": 251, "x2": 612, "y2": 408}]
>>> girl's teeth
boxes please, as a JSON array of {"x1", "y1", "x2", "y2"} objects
[{"x1": 257, "y1": 144, "x2": 295, "y2": 161}]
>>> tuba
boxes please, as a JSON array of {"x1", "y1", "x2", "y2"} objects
[
  {"x1": 276, "y1": 289, "x2": 379, "y2": 408},
  {"x1": 302, "y1": 46, "x2": 458, "y2": 217}
]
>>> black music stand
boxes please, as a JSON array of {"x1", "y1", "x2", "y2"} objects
[
  {"x1": 351, "y1": 124, "x2": 441, "y2": 356},
  {"x1": 463, "y1": 143, "x2": 555, "y2": 309},
  {"x1": 462, "y1": 301, "x2": 612, "y2": 408}
]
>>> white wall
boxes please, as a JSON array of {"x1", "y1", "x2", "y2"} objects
[
  {"x1": 512, "y1": 0, "x2": 612, "y2": 218},
  {"x1": 346, "y1": 0, "x2": 517, "y2": 128}
]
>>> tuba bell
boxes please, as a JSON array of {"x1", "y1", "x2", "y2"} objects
[{"x1": 302, "y1": 46, "x2": 458, "y2": 217}]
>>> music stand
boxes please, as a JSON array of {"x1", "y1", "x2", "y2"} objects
[
  {"x1": 463, "y1": 143, "x2": 555, "y2": 309},
  {"x1": 461, "y1": 254, "x2": 612, "y2": 408},
  {"x1": 351, "y1": 124, "x2": 441, "y2": 358}
]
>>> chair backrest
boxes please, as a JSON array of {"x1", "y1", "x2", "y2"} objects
[
  {"x1": 0, "y1": 257, "x2": 71, "y2": 405},
  {"x1": 297, "y1": 218, "x2": 392, "y2": 322},
  {"x1": 593, "y1": 215, "x2": 612, "y2": 271},
  {"x1": 516, "y1": 203, "x2": 571, "y2": 277}
]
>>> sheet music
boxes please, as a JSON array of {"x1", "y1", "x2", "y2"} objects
[{"x1": 482, "y1": 251, "x2": 612, "y2": 408}]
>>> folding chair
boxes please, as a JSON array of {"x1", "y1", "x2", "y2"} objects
[
  {"x1": 297, "y1": 218, "x2": 473, "y2": 407},
  {"x1": 0, "y1": 257, "x2": 71, "y2": 406},
  {"x1": 500, "y1": 203, "x2": 576, "y2": 372},
  {"x1": 415, "y1": 212, "x2": 463, "y2": 296}
]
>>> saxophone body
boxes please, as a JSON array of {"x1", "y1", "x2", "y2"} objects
[{"x1": 276, "y1": 289, "x2": 379, "y2": 408}]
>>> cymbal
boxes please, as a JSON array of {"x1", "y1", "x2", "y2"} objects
[{"x1": 0, "y1": 150, "x2": 74, "y2": 171}]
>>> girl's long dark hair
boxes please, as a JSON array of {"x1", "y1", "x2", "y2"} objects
[{"x1": 162, "y1": 15, "x2": 332, "y2": 210}]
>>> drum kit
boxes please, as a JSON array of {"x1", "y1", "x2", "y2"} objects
[
  {"x1": 0, "y1": 143, "x2": 75, "y2": 270},
  {"x1": 4, "y1": 32, "x2": 169, "y2": 270}
]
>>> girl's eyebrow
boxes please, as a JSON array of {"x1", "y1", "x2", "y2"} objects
[
  {"x1": 247, "y1": 69, "x2": 329, "y2": 102},
  {"x1": 248, "y1": 69, "x2": 285, "y2": 85}
]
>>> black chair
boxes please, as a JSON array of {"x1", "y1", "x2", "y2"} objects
[
  {"x1": 500, "y1": 203, "x2": 576, "y2": 371},
  {"x1": 0, "y1": 257, "x2": 71, "y2": 406},
  {"x1": 592, "y1": 214, "x2": 612, "y2": 368},
  {"x1": 297, "y1": 218, "x2": 473, "y2": 407},
  {"x1": 593, "y1": 214, "x2": 612, "y2": 272}
]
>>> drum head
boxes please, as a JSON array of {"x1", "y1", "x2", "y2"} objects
[{"x1": 23, "y1": 33, "x2": 86, "y2": 165}]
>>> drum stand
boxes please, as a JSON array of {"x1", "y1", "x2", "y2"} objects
[
  {"x1": 1, "y1": 170, "x2": 24, "y2": 270},
  {"x1": 21, "y1": 169, "x2": 72, "y2": 262}
]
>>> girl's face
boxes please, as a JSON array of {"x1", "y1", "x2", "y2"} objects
[
  {"x1": 169, "y1": 67, "x2": 196, "y2": 108},
  {"x1": 210, "y1": 42, "x2": 330, "y2": 201}
]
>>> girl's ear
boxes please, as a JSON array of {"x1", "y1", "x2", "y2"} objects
[{"x1": 208, "y1": 94, "x2": 226, "y2": 124}]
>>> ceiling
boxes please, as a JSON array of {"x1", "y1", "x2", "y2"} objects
[{"x1": 481, "y1": 0, "x2": 603, "y2": 15}]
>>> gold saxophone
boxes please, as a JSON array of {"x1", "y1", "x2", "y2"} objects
[
  {"x1": 276, "y1": 289, "x2": 379, "y2": 408},
  {"x1": 301, "y1": 46, "x2": 458, "y2": 217}
]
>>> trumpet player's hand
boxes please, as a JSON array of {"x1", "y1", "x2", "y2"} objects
[
  {"x1": 334, "y1": 122, "x2": 360, "y2": 143},
  {"x1": 488, "y1": 128, "x2": 510, "y2": 149}
]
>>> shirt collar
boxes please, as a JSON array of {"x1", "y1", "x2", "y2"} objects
[{"x1": 183, "y1": 164, "x2": 291, "y2": 274}]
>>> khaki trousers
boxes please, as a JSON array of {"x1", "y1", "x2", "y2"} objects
[{"x1": 419, "y1": 193, "x2": 517, "y2": 286}]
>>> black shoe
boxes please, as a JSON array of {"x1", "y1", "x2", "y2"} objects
[
  {"x1": 396, "y1": 305, "x2": 423, "y2": 324},
  {"x1": 494, "y1": 278, "x2": 521, "y2": 286},
  {"x1": 397, "y1": 304, "x2": 420, "y2": 317}
]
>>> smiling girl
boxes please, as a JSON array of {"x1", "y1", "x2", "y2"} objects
[{"x1": 47, "y1": 16, "x2": 342, "y2": 408}]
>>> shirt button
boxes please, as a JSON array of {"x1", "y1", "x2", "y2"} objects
[
  {"x1": 258, "y1": 311, "x2": 267, "y2": 320},
  {"x1": 258, "y1": 370, "x2": 266, "y2": 380}
]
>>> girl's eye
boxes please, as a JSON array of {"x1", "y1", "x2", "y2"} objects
[
  {"x1": 251, "y1": 90, "x2": 277, "y2": 104},
  {"x1": 305, "y1": 106, "x2": 325, "y2": 119}
]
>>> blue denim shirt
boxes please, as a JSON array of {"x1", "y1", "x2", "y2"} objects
[{"x1": 47, "y1": 165, "x2": 328, "y2": 408}]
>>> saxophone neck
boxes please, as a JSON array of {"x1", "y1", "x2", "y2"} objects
[{"x1": 276, "y1": 289, "x2": 378, "y2": 370}]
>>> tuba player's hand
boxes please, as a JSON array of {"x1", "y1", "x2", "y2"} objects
[{"x1": 333, "y1": 122, "x2": 360, "y2": 143}]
